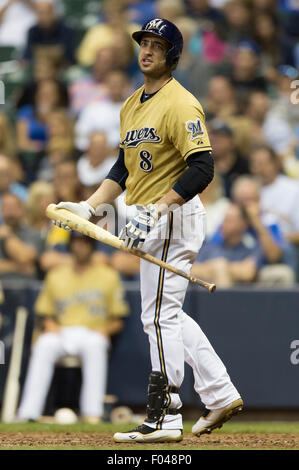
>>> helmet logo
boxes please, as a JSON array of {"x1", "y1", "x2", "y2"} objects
[{"x1": 145, "y1": 18, "x2": 167, "y2": 34}]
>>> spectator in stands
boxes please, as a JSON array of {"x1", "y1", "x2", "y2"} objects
[
  {"x1": 126, "y1": 0, "x2": 157, "y2": 25},
  {"x1": 77, "y1": 131, "x2": 116, "y2": 188},
  {"x1": 278, "y1": 0, "x2": 299, "y2": 65},
  {"x1": 244, "y1": 90, "x2": 270, "y2": 147},
  {"x1": 37, "y1": 136, "x2": 74, "y2": 181},
  {"x1": 229, "y1": 40, "x2": 269, "y2": 101},
  {"x1": 69, "y1": 47, "x2": 115, "y2": 116},
  {"x1": 16, "y1": 56, "x2": 68, "y2": 111},
  {"x1": 249, "y1": 145, "x2": 299, "y2": 246},
  {"x1": 262, "y1": 65, "x2": 299, "y2": 164},
  {"x1": 243, "y1": 88, "x2": 298, "y2": 177},
  {"x1": 222, "y1": 0, "x2": 253, "y2": 45},
  {"x1": 191, "y1": 203, "x2": 259, "y2": 287},
  {"x1": 231, "y1": 175, "x2": 296, "y2": 284},
  {"x1": 173, "y1": 17, "x2": 229, "y2": 99},
  {"x1": 171, "y1": 16, "x2": 203, "y2": 95},
  {"x1": 185, "y1": 0, "x2": 226, "y2": 28},
  {"x1": 24, "y1": 0, "x2": 75, "y2": 66},
  {"x1": 0, "y1": 155, "x2": 28, "y2": 223},
  {"x1": 75, "y1": 70, "x2": 131, "y2": 153},
  {"x1": 0, "y1": 0, "x2": 36, "y2": 49},
  {"x1": 25, "y1": 180, "x2": 55, "y2": 239},
  {"x1": 208, "y1": 119, "x2": 249, "y2": 198},
  {"x1": 40, "y1": 160, "x2": 84, "y2": 272},
  {"x1": 16, "y1": 79, "x2": 67, "y2": 154},
  {"x1": 18, "y1": 231, "x2": 128, "y2": 423},
  {"x1": 77, "y1": 0, "x2": 139, "y2": 67},
  {"x1": 214, "y1": 90, "x2": 267, "y2": 159},
  {"x1": 200, "y1": 171, "x2": 230, "y2": 238},
  {"x1": 112, "y1": 29, "x2": 139, "y2": 79},
  {"x1": 53, "y1": 159, "x2": 82, "y2": 204},
  {"x1": 205, "y1": 75, "x2": 238, "y2": 119},
  {"x1": 0, "y1": 113, "x2": 16, "y2": 158},
  {"x1": 46, "y1": 109, "x2": 73, "y2": 142},
  {"x1": 156, "y1": 0, "x2": 185, "y2": 23},
  {"x1": 253, "y1": 12, "x2": 281, "y2": 75},
  {"x1": 0, "y1": 192, "x2": 44, "y2": 283},
  {"x1": 251, "y1": 0, "x2": 276, "y2": 14}
]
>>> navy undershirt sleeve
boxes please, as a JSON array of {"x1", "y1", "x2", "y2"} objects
[
  {"x1": 106, "y1": 148, "x2": 128, "y2": 191},
  {"x1": 173, "y1": 151, "x2": 214, "y2": 201}
]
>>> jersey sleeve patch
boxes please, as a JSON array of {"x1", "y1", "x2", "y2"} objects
[{"x1": 185, "y1": 118, "x2": 205, "y2": 141}]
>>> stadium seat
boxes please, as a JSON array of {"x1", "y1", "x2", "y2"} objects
[{"x1": 0, "y1": 46, "x2": 18, "y2": 63}]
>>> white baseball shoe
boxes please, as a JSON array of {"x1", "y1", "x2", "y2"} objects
[
  {"x1": 192, "y1": 398, "x2": 243, "y2": 436},
  {"x1": 113, "y1": 424, "x2": 183, "y2": 443}
]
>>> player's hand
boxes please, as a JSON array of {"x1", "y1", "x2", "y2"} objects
[
  {"x1": 119, "y1": 204, "x2": 159, "y2": 249},
  {"x1": 53, "y1": 201, "x2": 95, "y2": 231}
]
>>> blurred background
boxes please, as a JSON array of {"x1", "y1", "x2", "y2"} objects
[{"x1": 0, "y1": 0, "x2": 299, "y2": 424}]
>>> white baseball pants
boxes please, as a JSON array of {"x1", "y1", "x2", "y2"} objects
[
  {"x1": 140, "y1": 197, "x2": 241, "y2": 430},
  {"x1": 18, "y1": 326, "x2": 109, "y2": 420}
]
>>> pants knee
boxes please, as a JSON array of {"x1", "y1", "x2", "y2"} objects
[
  {"x1": 81, "y1": 332, "x2": 109, "y2": 354},
  {"x1": 33, "y1": 333, "x2": 62, "y2": 360},
  {"x1": 141, "y1": 308, "x2": 181, "y2": 333}
]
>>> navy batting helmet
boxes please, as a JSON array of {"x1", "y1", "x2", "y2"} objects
[{"x1": 132, "y1": 18, "x2": 183, "y2": 70}]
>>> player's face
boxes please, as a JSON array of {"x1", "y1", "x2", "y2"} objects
[{"x1": 138, "y1": 33, "x2": 170, "y2": 77}]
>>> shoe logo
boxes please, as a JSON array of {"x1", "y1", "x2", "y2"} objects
[{"x1": 129, "y1": 435, "x2": 137, "y2": 439}]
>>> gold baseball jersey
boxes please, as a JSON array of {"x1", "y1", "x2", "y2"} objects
[
  {"x1": 120, "y1": 78, "x2": 212, "y2": 206},
  {"x1": 35, "y1": 262, "x2": 128, "y2": 330}
]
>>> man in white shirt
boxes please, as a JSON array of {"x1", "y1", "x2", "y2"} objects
[
  {"x1": 249, "y1": 145, "x2": 299, "y2": 245},
  {"x1": 75, "y1": 70, "x2": 131, "y2": 152},
  {"x1": 77, "y1": 131, "x2": 116, "y2": 187}
]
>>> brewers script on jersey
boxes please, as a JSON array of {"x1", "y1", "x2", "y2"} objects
[{"x1": 120, "y1": 78, "x2": 212, "y2": 205}]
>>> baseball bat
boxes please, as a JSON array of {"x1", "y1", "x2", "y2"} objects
[
  {"x1": 46, "y1": 204, "x2": 216, "y2": 293},
  {"x1": 1, "y1": 306, "x2": 28, "y2": 422}
]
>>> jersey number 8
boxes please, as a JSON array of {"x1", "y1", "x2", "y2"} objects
[{"x1": 139, "y1": 150, "x2": 153, "y2": 172}]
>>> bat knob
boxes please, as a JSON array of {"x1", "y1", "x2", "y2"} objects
[{"x1": 209, "y1": 284, "x2": 216, "y2": 293}]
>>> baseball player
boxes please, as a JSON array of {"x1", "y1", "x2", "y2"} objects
[
  {"x1": 18, "y1": 232, "x2": 128, "y2": 423},
  {"x1": 54, "y1": 18, "x2": 243, "y2": 442}
]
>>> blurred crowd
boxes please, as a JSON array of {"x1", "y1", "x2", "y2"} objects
[{"x1": 0, "y1": 0, "x2": 298, "y2": 288}]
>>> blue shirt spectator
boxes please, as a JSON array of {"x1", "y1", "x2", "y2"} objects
[
  {"x1": 17, "y1": 105, "x2": 48, "y2": 144},
  {"x1": 231, "y1": 175, "x2": 297, "y2": 273},
  {"x1": 192, "y1": 203, "x2": 259, "y2": 287},
  {"x1": 196, "y1": 235, "x2": 262, "y2": 265}
]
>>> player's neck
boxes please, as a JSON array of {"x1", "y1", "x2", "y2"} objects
[{"x1": 143, "y1": 73, "x2": 172, "y2": 94}]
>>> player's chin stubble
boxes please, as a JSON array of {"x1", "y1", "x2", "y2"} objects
[{"x1": 139, "y1": 58, "x2": 169, "y2": 79}]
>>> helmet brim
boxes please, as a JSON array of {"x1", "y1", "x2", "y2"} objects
[{"x1": 132, "y1": 29, "x2": 170, "y2": 46}]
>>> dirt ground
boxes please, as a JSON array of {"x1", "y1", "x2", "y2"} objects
[{"x1": 0, "y1": 432, "x2": 298, "y2": 449}]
